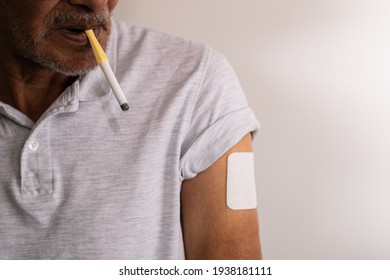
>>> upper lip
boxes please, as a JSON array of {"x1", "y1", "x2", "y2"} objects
[{"x1": 60, "y1": 24, "x2": 100, "y2": 31}]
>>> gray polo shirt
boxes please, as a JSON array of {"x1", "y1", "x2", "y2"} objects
[{"x1": 0, "y1": 21, "x2": 260, "y2": 259}]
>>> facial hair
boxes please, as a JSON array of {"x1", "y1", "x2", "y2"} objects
[{"x1": 7, "y1": 6, "x2": 112, "y2": 76}]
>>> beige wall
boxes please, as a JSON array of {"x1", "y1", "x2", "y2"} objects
[{"x1": 114, "y1": 0, "x2": 390, "y2": 259}]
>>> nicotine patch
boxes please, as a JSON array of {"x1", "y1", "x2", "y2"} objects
[{"x1": 227, "y1": 152, "x2": 257, "y2": 210}]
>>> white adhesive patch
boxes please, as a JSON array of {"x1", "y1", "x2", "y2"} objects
[{"x1": 227, "y1": 152, "x2": 257, "y2": 210}]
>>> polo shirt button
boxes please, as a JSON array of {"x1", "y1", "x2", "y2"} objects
[{"x1": 28, "y1": 140, "x2": 40, "y2": 151}]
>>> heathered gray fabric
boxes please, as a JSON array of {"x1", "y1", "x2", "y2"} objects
[{"x1": 0, "y1": 21, "x2": 260, "y2": 259}]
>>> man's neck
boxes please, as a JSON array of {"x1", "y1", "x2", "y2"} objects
[{"x1": 0, "y1": 53, "x2": 76, "y2": 122}]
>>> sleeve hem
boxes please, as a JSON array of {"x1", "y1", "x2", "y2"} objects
[{"x1": 179, "y1": 107, "x2": 260, "y2": 181}]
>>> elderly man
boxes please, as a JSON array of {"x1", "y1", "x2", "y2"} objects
[{"x1": 0, "y1": 0, "x2": 261, "y2": 259}]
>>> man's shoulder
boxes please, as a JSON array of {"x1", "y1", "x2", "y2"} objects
[{"x1": 111, "y1": 21, "x2": 210, "y2": 67}]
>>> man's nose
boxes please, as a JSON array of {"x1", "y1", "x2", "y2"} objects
[{"x1": 66, "y1": 0, "x2": 109, "y2": 12}]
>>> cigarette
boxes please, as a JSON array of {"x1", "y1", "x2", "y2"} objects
[{"x1": 85, "y1": 29, "x2": 129, "y2": 111}]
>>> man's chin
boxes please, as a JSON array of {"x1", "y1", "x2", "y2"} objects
[
  {"x1": 34, "y1": 56, "x2": 98, "y2": 77},
  {"x1": 52, "y1": 64, "x2": 98, "y2": 77}
]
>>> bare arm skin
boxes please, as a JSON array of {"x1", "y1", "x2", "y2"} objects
[{"x1": 181, "y1": 133, "x2": 262, "y2": 260}]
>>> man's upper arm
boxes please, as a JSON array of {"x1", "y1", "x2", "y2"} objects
[{"x1": 181, "y1": 133, "x2": 262, "y2": 260}]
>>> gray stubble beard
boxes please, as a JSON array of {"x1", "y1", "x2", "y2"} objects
[{"x1": 7, "y1": 8, "x2": 112, "y2": 77}]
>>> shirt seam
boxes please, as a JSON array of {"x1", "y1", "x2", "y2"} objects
[{"x1": 180, "y1": 47, "x2": 213, "y2": 180}]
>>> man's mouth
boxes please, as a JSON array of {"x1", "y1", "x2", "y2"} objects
[
  {"x1": 57, "y1": 25, "x2": 101, "y2": 43},
  {"x1": 66, "y1": 28, "x2": 85, "y2": 34},
  {"x1": 61, "y1": 24, "x2": 100, "y2": 34}
]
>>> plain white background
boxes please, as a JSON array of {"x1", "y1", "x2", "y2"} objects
[{"x1": 114, "y1": 0, "x2": 390, "y2": 259}]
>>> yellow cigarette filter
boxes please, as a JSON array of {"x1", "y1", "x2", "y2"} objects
[{"x1": 85, "y1": 29, "x2": 108, "y2": 64}]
